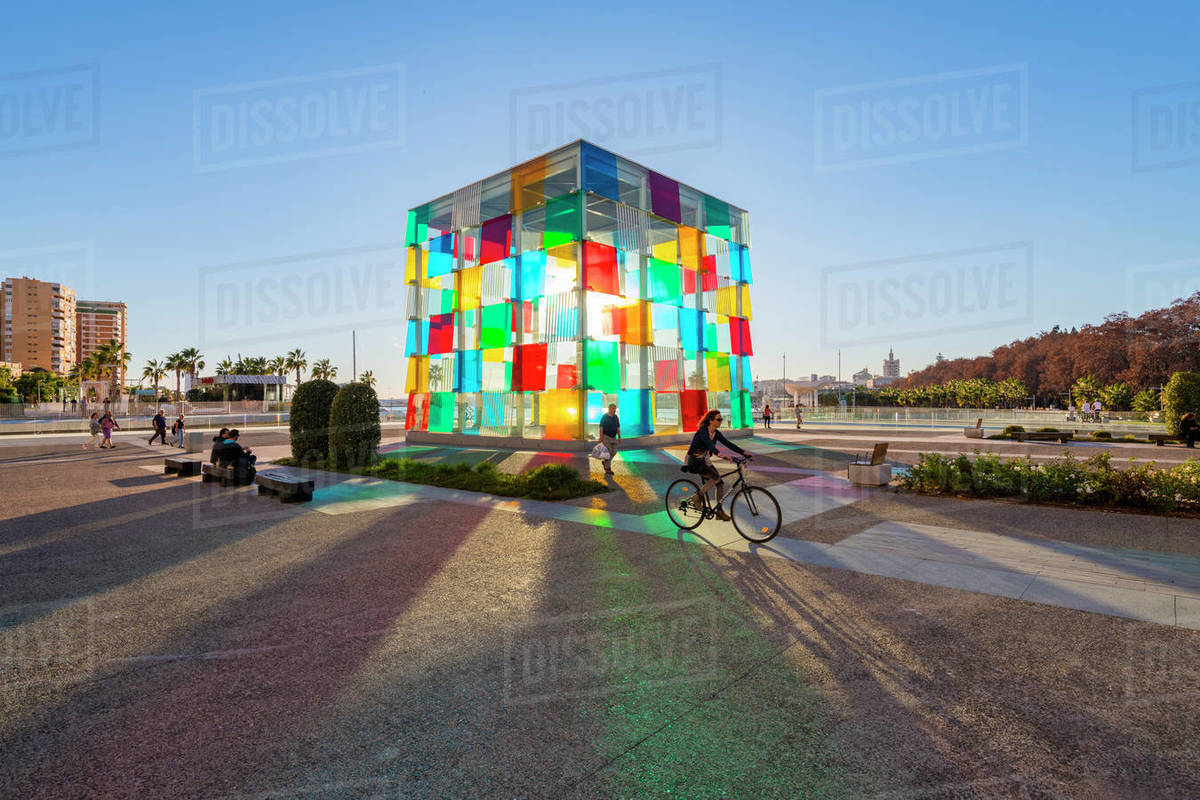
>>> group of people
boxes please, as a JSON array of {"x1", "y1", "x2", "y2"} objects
[
  {"x1": 148, "y1": 409, "x2": 187, "y2": 448},
  {"x1": 84, "y1": 411, "x2": 121, "y2": 449},
  {"x1": 210, "y1": 428, "x2": 257, "y2": 480},
  {"x1": 1067, "y1": 401, "x2": 1104, "y2": 423}
]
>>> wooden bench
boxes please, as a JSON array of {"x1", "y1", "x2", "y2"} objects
[
  {"x1": 201, "y1": 462, "x2": 254, "y2": 487},
  {"x1": 1012, "y1": 431, "x2": 1072, "y2": 443},
  {"x1": 255, "y1": 471, "x2": 315, "y2": 503},
  {"x1": 164, "y1": 456, "x2": 203, "y2": 476},
  {"x1": 1149, "y1": 433, "x2": 1188, "y2": 447}
]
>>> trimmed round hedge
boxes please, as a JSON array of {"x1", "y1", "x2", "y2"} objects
[
  {"x1": 289, "y1": 379, "x2": 339, "y2": 464},
  {"x1": 1163, "y1": 371, "x2": 1200, "y2": 436},
  {"x1": 328, "y1": 382, "x2": 381, "y2": 470}
]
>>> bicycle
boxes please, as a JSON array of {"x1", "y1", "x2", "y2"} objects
[{"x1": 665, "y1": 456, "x2": 782, "y2": 543}]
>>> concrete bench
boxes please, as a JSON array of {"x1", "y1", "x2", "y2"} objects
[
  {"x1": 1012, "y1": 431, "x2": 1072, "y2": 443},
  {"x1": 255, "y1": 471, "x2": 315, "y2": 503},
  {"x1": 163, "y1": 456, "x2": 203, "y2": 476},
  {"x1": 848, "y1": 443, "x2": 890, "y2": 486},
  {"x1": 201, "y1": 462, "x2": 254, "y2": 487},
  {"x1": 1149, "y1": 433, "x2": 1188, "y2": 446}
]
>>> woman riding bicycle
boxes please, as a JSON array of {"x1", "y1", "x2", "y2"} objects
[{"x1": 687, "y1": 409, "x2": 753, "y2": 521}]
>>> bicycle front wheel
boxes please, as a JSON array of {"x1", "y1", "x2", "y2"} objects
[
  {"x1": 665, "y1": 479, "x2": 705, "y2": 530},
  {"x1": 730, "y1": 486, "x2": 781, "y2": 543}
]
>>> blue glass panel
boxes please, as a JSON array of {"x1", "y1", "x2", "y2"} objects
[
  {"x1": 456, "y1": 349, "x2": 482, "y2": 393},
  {"x1": 427, "y1": 232, "x2": 455, "y2": 277},
  {"x1": 618, "y1": 389, "x2": 653, "y2": 436},
  {"x1": 555, "y1": 307, "x2": 579, "y2": 339},
  {"x1": 581, "y1": 142, "x2": 620, "y2": 201},
  {"x1": 586, "y1": 391, "x2": 605, "y2": 423},
  {"x1": 740, "y1": 355, "x2": 753, "y2": 391},
  {"x1": 679, "y1": 307, "x2": 702, "y2": 353},
  {"x1": 729, "y1": 243, "x2": 752, "y2": 284},
  {"x1": 510, "y1": 252, "x2": 545, "y2": 300},
  {"x1": 481, "y1": 392, "x2": 506, "y2": 427}
]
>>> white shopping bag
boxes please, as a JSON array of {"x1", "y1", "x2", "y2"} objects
[{"x1": 590, "y1": 443, "x2": 611, "y2": 460}]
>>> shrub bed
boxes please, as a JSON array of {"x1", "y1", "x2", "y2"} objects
[
  {"x1": 360, "y1": 459, "x2": 609, "y2": 501},
  {"x1": 899, "y1": 451, "x2": 1200, "y2": 512},
  {"x1": 289, "y1": 379, "x2": 339, "y2": 464},
  {"x1": 328, "y1": 382, "x2": 381, "y2": 470}
]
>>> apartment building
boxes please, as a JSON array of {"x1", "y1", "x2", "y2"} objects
[
  {"x1": 76, "y1": 300, "x2": 129, "y2": 379},
  {"x1": 0, "y1": 277, "x2": 77, "y2": 373}
]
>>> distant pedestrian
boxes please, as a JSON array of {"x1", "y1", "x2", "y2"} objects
[
  {"x1": 762, "y1": 404, "x2": 773, "y2": 429},
  {"x1": 172, "y1": 414, "x2": 186, "y2": 448},
  {"x1": 148, "y1": 409, "x2": 168, "y2": 445},
  {"x1": 1092, "y1": 399, "x2": 1103, "y2": 423},
  {"x1": 598, "y1": 403, "x2": 620, "y2": 475},
  {"x1": 84, "y1": 412, "x2": 100, "y2": 450},
  {"x1": 99, "y1": 411, "x2": 119, "y2": 448},
  {"x1": 1181, "y1": 412, "x2": 1199, "y2": 448},
  {"x1": 1081, "y1": 401, "x2": 1092, "y2": 423}
]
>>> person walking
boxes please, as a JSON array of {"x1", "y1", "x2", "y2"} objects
[
  {"x1": 598, "y1": 403, "x2": 620, "y2": 475},
  {"x1": 762, "y1": 404, "x2": 773, "y2": 429},
  {"x1": 172, "y1": 414, "x2": 186, "y2": 448},
  {"x1": 83, "y1": 412, "x2": 100, "y2": 450},
  {"x1": 148, "y1": 409, "x2": 168, "y2": 445},
  {"x1": 99, "y1": 411, "x2": 120, "y2": 448}
]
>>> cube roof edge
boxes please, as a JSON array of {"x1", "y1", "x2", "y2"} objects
[{"x1": 405, "y1": 139, "x2": 748, "y2": 219}]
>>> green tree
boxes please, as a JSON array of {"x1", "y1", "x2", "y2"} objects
[
  {"x1": 0, "y1": 365, "x2": 13, "y2": 390},
  {"x1": 180, "y1": 347, "x2": 205, "y2": 383},
  {"x1": 1071, "y1": 376, "x2": 1102, "y2": 404},
  {"x1": 1100, "y1": 382, "x2": 1134, "y2": 411},
  {"x1": 15, "y1": 370, "x2": 64, "y2": 403},
  {"x1": 1162, "y1": 372, "x2": 1200, "y2": 435},
  {"x1": 360, "y1": 370, "x2": 376, "y2": 388},
  {"x1": 1131, "y1": 389, "x2": 1160, "y2": 412},
  {"x1": 289, "y1": 379, "x2": 339, "y2": 464},
  {"x1": 328, "y1": 382, "x2": 381, "y2": 470}
]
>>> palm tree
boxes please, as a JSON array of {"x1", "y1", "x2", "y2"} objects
[
  {"x1": 215, "y1": 358, "x2": 234, "y2": 375},
  {"x1": 360, "y1": 370, "x2": 376, "y2": 388},
  {"x1": 179, "y1": 347, "x2": 204, "y2": 384},
  {"x1": 166, "y1": 352, "x2": 187, "y2": 400},
  {"x1": 268, "y1": 356, "x2": 286, "y2": 377},
  {"x1": 286, "y1": 348, "x2": 307, "y2": 386},
  {"x1": 142, "y1": 359, "x2": 166, "y2": 399},
  {"x1": 311, "y1": 359, "x2": 337, "y2": 380}
]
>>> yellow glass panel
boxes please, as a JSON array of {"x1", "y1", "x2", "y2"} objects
[
  {"x1": 540, "y1": 388, "x2": 580, "y2": 440},
  {"x1": 405, "y1": 356, "x2": 429, "y2": 394},
  {"x1": 457, "y1": 265, "x2": 482, "y2": 310},
  {"x1": 510, "y1": 154, "x2": 548, "y2": 214},
  {"x1": 740, "y1": 284, "x2": 753, "y2": 320},
  {"x1": 482, "y1": 348, "x2": 506, "y2": 362},
  {"x1": 705, "y1": 354, "x2": 731, "y2": 391},
  {"x1": 716, "y1": 286, "x2": 736, "y2": 316},
  {"x1": 652, "y1": 238, "x2": 678, "y2": 264},
  {"x1": 679, "y1": 226, "x2": 704, "y2": 271},
  {"x1": 406, "y1": 246, "x2": 419, "y2": 284}
]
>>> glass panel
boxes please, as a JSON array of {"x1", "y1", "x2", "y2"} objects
[
  {"x1": 480, "y1": 214, "x2": 512, "y2": 266},
  {"x1": 618, "y1": 389, "x2": 653, "y2": 436},
  {"x1": 583, "y1": 241, "x2": 620, "y2": 295},
  {"x1": 703, "y1": 195, "x2": 731, "y2": 240},
  {"x1": 648, "y1": 171, "x2": 681, "y2": 223},
  {"x1": 480, "y1": 172, "x2": 511, "y2": 220},
  {"x1": 680, "y1": 389, "x2": 707, "y2": 431},
  {"x1": 582, "y1": 142, "x2": 620, "y2": 200},
  {"x1": 585, "y1": 339, "x2": 620, "y2": 392},
  {"x1": 512, "y1": 343, "x2": 548, "y2": 392},
  {"x1": 544, "y1": 193, "x2": 581, "y2": 248}
]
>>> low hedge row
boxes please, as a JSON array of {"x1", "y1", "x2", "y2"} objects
[
  {"x1": 360, "y1": 459, "x2": 609, "y2": 501},
  {"x1": 900, "y1": 451, "x2": 1200, "y2": 512}
]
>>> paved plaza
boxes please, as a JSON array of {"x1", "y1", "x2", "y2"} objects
[{"x1": 3, "y1": 427, "x2": 1200, "y2": 797}]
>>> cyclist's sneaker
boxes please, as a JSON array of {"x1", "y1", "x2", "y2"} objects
[{"x1": 713, "y1": 507, "x2": 731, "y2": 521}]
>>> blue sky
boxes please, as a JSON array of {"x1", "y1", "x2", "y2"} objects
[{"x1": 1, "y1": 1, "x2": 1197, "y2": 395}]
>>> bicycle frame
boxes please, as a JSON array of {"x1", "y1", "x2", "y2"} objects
[{"x1": 698, "y1": 458, "x2": 750, "y2": 507}]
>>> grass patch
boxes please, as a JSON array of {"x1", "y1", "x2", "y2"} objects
[{"x1": 900, "y1": 450, "x2": 1200, "y2": 513}]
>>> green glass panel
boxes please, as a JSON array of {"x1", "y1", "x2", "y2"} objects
[
  {"x1": 480, "y1": 302, "x2": 511, "y2": 348},
  {"x1": 586, "y1": 340, "x2": 620, "y2": 392},
  {"x1": 405, "y1": 204, "x2": 430, "y2": 247},
  {"x1": 543, "y1": 193, "x2": 581, "y2": 249},
  {"x1": 730, "y1": 390, "x2": 751, "y2": 429},
  {"x1": 704, "y1": 321, "x2": 718, "y2": 351},
  {"x1": 704, "y1": 195, "x2": 730, "y2": 240},
  {"x1": 648, "y1": 257, "x2": 681, "y2": 304},
  {"x1": 429, "y1": 392, "x2": 456, "y2": 432}
]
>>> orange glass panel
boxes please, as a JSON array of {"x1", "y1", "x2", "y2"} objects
[
  {"x1": 679, "y1": 226, "x2": 704, "y2": 271},
  {"x1": 510, "y1": 154, "x2": 548, "y2": 214}
]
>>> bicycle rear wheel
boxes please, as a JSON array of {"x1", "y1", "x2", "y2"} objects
[
  {"x1": 665, "y1": 479, "x2": 705, "y2": 530},
  {"x1": 729, "y1": 486, "x2": 781, "y2": 543}
]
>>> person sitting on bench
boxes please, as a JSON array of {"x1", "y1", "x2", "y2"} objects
[
  {"x1": 215, "y1": 429, "x2": 257, "y2": 480},
  {"x1": 210, "y1": 428, "x2": 230, "y2": 464},
  {"x1": 1181, "y1": 413, "x2": 1199, "y2": 449}
]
